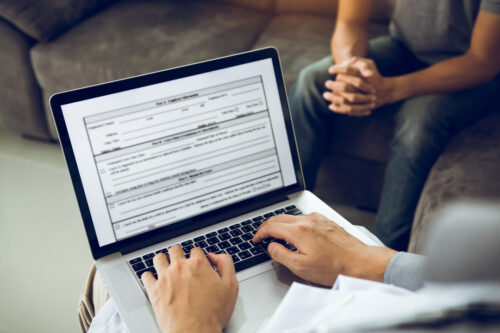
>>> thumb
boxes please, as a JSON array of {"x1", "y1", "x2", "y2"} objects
[
  {"x1": 207, "y1": 253, "x2": 236, "y2": 282},
  {"x1": 267, "y1": 242, "x2": 302, "y2": 269},
  {"x1": 359, "y1": 63, "x2": 374, "y2": 77}
]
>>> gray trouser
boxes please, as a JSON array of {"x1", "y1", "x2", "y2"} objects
[{"x1": 288, "y1": 36, "x2": 500, "y2": 250}]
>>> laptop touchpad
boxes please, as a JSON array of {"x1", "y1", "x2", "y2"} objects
[{"x1": 226, "y1": 263, "x2": 306, "y2": 332}]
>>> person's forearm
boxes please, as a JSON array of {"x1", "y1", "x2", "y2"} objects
[
  {"x1": 331, "y1": 22, "x2": 369, "y2": 64},
  {"x1": 391, "y1": 53, "x2": 499, "y2": 102}
]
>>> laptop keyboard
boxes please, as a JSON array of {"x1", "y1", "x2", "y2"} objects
[{"x1": 129, "y1": 205, "x2": 303, "y2": 284}]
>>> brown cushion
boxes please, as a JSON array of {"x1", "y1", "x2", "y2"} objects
[
  {"x1": 0, "y1": 0, "x2": 115, "y2": 41},
  {"x1": 211, "y1": 0, "x2": 274, "y2": 12},
  {"x1": 31, "y1": 0, "x2": 271, "y2": 139},
  {"x1": 275, "y1": 0, "x2": 392, "y2": 22}
]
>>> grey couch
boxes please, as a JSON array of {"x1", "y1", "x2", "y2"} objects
[{"x1": 1, "y1": 0, "x2": 498, "y2": 252}]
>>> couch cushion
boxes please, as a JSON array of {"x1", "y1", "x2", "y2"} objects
[
  {"x1": 31, "y1": 0, "x2": 271, "y2": 139},
  {"x1": 211, "y1": 0, "x2": 274, "y2": 12},
  {"x1": 253, "y1": 14, "x2": 392, "y2": 162},
  {"x1": 0, "y1": 19, "x2": 49, "y2": 139},
  {"x1": 275, "y1": 0, "x2": 393, "y2": 22},
  {"x1": 409, "y1": 109, "x2": 500, "y2": 254},
  {"x1": 0, "y1": 0, "x2": 116, "y2": 41},
  {"x1": 253, "y1": 14, "x2": 334, "y2": 89}
]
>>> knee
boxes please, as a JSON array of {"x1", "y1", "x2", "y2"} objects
[{"x1": 391, "y1": 105, "x2": 450, "y2": 160}]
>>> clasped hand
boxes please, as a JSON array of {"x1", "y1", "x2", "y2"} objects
[{"x1": 323, "y1": 57, "x2": 397, "y2": 116}]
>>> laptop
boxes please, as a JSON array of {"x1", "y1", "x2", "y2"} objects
[{"x1": 50, "y1": 47, "x2": 378, "y2": 332}]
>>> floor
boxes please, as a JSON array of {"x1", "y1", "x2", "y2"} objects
[{"x1": 0, "y1": 129, "x2": 375, "y2": 333}]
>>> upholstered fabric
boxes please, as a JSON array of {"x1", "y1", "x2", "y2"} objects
[
  {"x1": 275, "y1": 0, "x2": 393, "y2": 22},
  {"x1": 409, "y1": 109, "x2": 500, "y2": 254},
  {"x1": 31, "y1": 0, "x2": 271, "y2": 139},
  {"x1": 0, "y1": 0, "x2": 116, "y2": 41},
  {"x1": 253, "y1": 14, "x2": 334, "y2": 89},
  {"x1": 211, "y1": 0, "x2": 274, "y2": 12},
  {"x1": 0, "y1": 19, "x2": 49, "y2": 139}
]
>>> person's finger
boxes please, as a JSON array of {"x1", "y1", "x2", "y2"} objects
[
  {"x1": 339, "y1": 91, "x2": 376, "y2": 104},
  {"x1": 190, "y1": 246, "x2": 208, "y2": 260},
  {"x1": 325, "y1": 80, "x2": 355, "y2": 93},
  {"x1": 328, "y1": 58, "x2": 356, "y2": 74},
  {"x1": 336, "y1": 74, "x2": 375, "y2": 94},
  {"x1": 354, "y1": 60, "x2": 374, "y2": 77},
  {"x1": 267, "y1": 242, "x2": 303, "y2": 270},
  {"x1": 168, "y1": 244, "x2": 185, "y2": 262},
  {"x1": 207, "y1": 253, "x2": 236, "y2": 283},
  {"x1": 141, "y1": 271, "x2": 156, "y2": 292},
  {"x1": 153, "y1": 252, "x2": 170, "y2": 274},
  {"x1": 253, "y1": 219, "x2": 300, "y2": 244},
  {"x1": 322, "y1": 91, "x2": 344, "y2": 105},
  {"x1": 328, "y1": 64, "x2": 361, "y2": 77},
  {"x1": 329, "y1": 102, "x2": 375, "y2": 115}
]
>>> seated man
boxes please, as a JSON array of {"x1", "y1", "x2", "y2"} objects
[
  {"x1": 142, "y1": 212, "x2": 422, "y2": 333},
  {"x1": 289, "y1": 0, "x2": 500, "y2": 250}
]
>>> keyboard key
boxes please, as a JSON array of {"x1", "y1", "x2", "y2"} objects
[
  {"x1": 241, "y1": 234, "x2": 253, "y2": 241},
  {"x1": 194, "y1": 241, "x2": 208, "y2": 248},
  {"x1": 129, "y1": 257, "x2": 142, "y2": 265},
  {"x1": 230, "y1": 237, "x2": 243, "y2": 245},
  {"x1": 155, "y1": 248, "x2": 167, "y2": 254},
  {"x1": 229, "y1": 223, "x2": 241, "y2": 230},
  {"x1": 136, "y1": 267, "x2": 156, "y2": 279},
  {"x1": 274, "y1": 208, "x2": 285, "y2": 214},
  {"x1": 286, "y1": 209, "x2": 303, "y2": 216},
  {"x1": 234, "y1": 254, "x2": 270, "y2": 272},
  {"x1": 238, "y1": 242, "x2": 251, "y2": 251},
  {"x1": 145, "y1": 259, "x2": 154, "y2": 267},
  {"x1": 264, "y1": 212, "x2": 275, "y2": 218},
  {"x1": 181, "y1": 240, "x2": 193, "y2": 246},
  {"x1": 238, "y1": 250, "x2": 251, "y2": 260},
  {"x1": 183, "y1": 244, "x2": 194, "y2": 253},
  {"x1": 232, "y1": 255, "x2": 240, "y2": 263},
  {"x1": 219, "y1": 232, "x2": 231, "y2": 240},
  {"x1": 219, "y1": 241, "x2": 231, "y2": 249},
  {"x1": 252, "y1": 222, "x2": 262, "y2": 229},
  {"x1": 207, "y1": 237, "x2": 219, "y2": 245},
  {"x1": 286, "y1": 243, "x2": 297, "y2": 251},
  {"x1": 241, "y1": 225, "x2": 253, "y2": 233},
  {"x1": 285, "y1": 205, "x2": 296, "y2": 211},
  {"x1": 241, "y1": 220, "x2": 252, "y2": 225},
  {"x1": 143, "y1": 253, "x2": 154, "y2": 260},
  {"x1": 206, "y1": 245, "x2": 219, "y2": 253},
  {"x1": 217, "y1": 227, "x2": 229, "y2": 234},
  {"x1": 193, "y1": 235, "x2": 205, "y2": 242},
  {"x1": 215, "y1": 250, "x2": 224, "y2": 254},
  {"x1": 206, "y1": 231, "x2": 217, "y2": 238},
  {"x1": 250, "y1": 246, "x2": 263, "y2": 255},
  {"x1": 230, "y1": 229, "x2": 242, "y2": 236},
  {"x1": 252, "y1": 216, "x2": 264, "y2": 222},
  {"x1": 227, "y1": 246, "x2": 239, "y2": 255},
  {"x1": 132, "y1": 262, "x2": 146, "y2": 272}
]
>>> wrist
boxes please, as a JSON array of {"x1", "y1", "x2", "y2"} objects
[
  {"x1": 389, "y1": 75, "x2": 413, "y2": 102},
  {"x1": 345, "y1": 245, "x2": 397, "y2": 282}
]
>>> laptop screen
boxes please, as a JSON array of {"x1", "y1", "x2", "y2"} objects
[{"x1": 60, "y1": 57, "x2": 297, "y2": 247}]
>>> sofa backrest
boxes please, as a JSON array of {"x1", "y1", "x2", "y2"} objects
[
  {"x1": 211, "y1": 0, "x2": 393, "y2": 22},
  {"x1": 0, "y1": 0, "x2": 117, "y2": 41},
  {"x1": 276, "y1": 0, "x2": 392, "y2": 22}
]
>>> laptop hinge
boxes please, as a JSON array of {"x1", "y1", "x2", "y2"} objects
[{"x1": 119, "y1": 193, "x2": 289, "y2": 256}]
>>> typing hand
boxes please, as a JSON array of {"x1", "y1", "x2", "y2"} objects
[
  {"x1": 253, "y1": 213, "x2": 396, "y2": 286},
  {"x1": 142, "y1": 246, "x2": 238, "y2": 333}
]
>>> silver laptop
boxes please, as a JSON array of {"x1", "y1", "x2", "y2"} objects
[{"x1": 50, "y1": 48, "x2": 376, "y2": 332}]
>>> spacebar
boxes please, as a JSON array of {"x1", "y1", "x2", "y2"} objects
[{"x1": 234, "y1": 254, "x2": 270, "y2": 272}]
